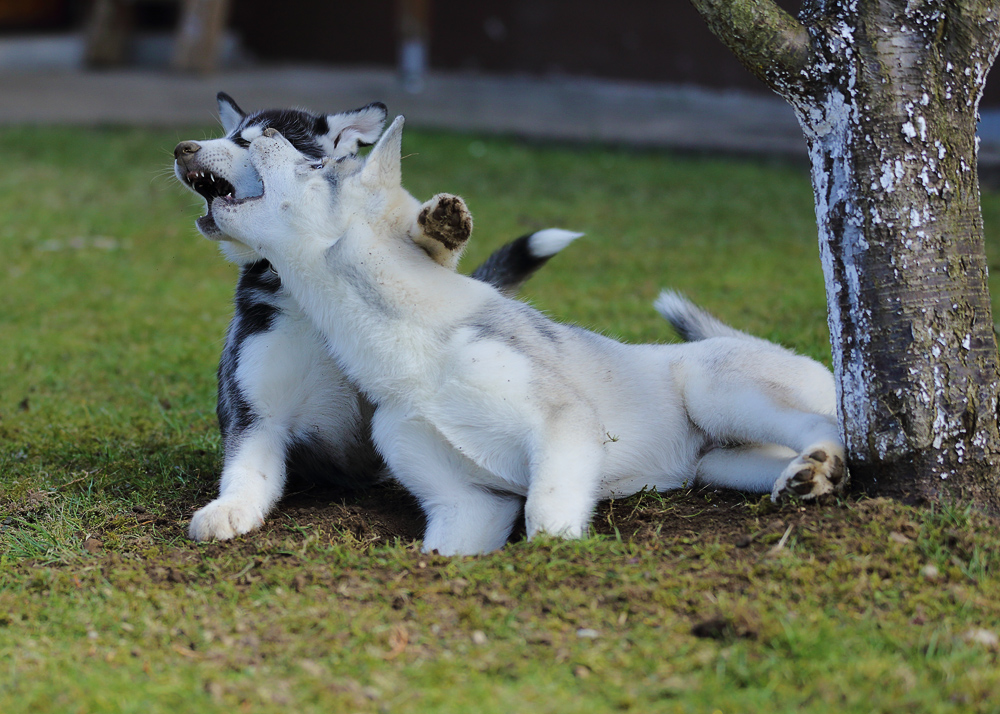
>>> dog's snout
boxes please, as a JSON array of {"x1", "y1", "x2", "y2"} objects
[{"x1": 174, "y1": 140, "x2": 201, "y2": 161}]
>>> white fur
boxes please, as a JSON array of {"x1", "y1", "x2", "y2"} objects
[
  {"x1": 240, "y1": 125, "x2": 264, "y2": 143},
  {"x1": 318, "y1": 104, "x2": 390, "y2": 157},
  {"x1": 527, "y1": 229, "x2": 585, "y2": 258},
  {"x1": 212, "y1": 119, "x2": 847, "y2": 555}
]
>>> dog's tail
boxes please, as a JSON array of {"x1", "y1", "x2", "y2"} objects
[
  {"x1": 470, "y1": 229, "x2": 583, "y2": 297},
  {"x1": 654, "y1": 290, "x2": 750, "y2": 342}
]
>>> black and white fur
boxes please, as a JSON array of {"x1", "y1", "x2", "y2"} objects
[
  {"x1": 174, "y1": 94, "x2": 580, "y2": 540},
  {"x1": 209, "y1": 120, "x2": 848, "y2": 556}
]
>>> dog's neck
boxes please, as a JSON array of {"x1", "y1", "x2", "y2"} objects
[{"x1": 219, "y1": 239, "x2": 263, "y2": 266}]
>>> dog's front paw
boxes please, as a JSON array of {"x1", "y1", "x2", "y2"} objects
[
  {"x1": 771, "y1": 441, "x2": 847, "y2": 502},
  {"x1": 189, "y1": 497, "x2": 265, "y2": 541},
  {"x1": 418, "y1": 193, "x2": 473, "y2": 250},
  {"x1": 247, "y1": 127, "x2": 298, "y2": 172}
]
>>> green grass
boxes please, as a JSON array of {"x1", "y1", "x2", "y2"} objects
[{"x1": 3, "y1": 125, "x2": 1000, "y2": 713}]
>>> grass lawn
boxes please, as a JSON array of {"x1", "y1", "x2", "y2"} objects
[{"x1": 2, "y1": 125, "x2": 1000, "y2": 713}]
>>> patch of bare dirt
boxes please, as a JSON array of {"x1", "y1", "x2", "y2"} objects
[
  {"x1": 274, "y1": 483, "x2": 426, "y2": 543},
  {"x1": 594, "y1": 487, "x2": 760, "y2": 544},
  {"x1": 262, "y1": 484, "x2": 769, "y2": 550},
  {"x1": 201, "y1": 482, "x2": 851, "y2": 554},
  {"x1": 166, "y1": 484, "x2": 884, "y2": 554}
]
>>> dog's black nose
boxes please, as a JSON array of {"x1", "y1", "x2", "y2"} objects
[{"x1": 174, "y1": 141, "x2": 201, "y2": 160}]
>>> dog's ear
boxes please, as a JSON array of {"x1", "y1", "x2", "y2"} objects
[
  {"x1": 320, "y1": 102, "x2": 388, "y2": 157},
  {"x1": 361, "y1": 115, "x2": 404, "y2": 190},
  {"x1": 217, "y1": 92, "x2": 245, "y2": 134}
]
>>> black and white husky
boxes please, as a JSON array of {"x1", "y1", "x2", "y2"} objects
[
  {"x1": 208, "y1": 119, "x2": 848, "y2": 555},
  {"x1": 174, "y1": 94, "x2": 579, "y2": 540}
]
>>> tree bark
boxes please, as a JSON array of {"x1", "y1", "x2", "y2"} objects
[{"x1": 690, "y1": 0, "x2": 1000, "y2": 509}]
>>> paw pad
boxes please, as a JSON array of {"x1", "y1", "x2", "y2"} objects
[
  {"x1": 418, "y1": 194, "x2": 473, "y2": 249},
  {"x1": 771, "y1": 442, "x2": 848, "y2": 503}
]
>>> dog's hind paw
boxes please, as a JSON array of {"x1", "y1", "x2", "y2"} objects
[
  {"x1": 418, "y1": 193, "x2": 473, "y2": 250},
  {"x1": 189, "y1": 497, "x2": 265, "y2": 541},
  {"x1": 771, "y1": 441, "x2": 847, "y2": 502}
]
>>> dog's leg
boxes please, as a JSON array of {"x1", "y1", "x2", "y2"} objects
[
  {"x1": 745, "y1": 408, "x2": 846, "y2": 502},
  {"x1": 697, "y1": 419, "x2": 845, "y2": 501},
  {"x1": 524, "y1": 423, "x2": 604, "y2": 540},
  {"x1": 421, "y1": 484, "x2": 523, "y2": 556},
  {"x1": 189, "y1": 428, "x2": 287, "y2": 540},
  {"x1": 694, "y1": 399, "x2": 845, "y2": 501},
  {"x1": 696, "y1": 444, "x2": 798, "y2": 493},
  {"x1": 413, "y1": 193, "x2": 473, "y2": 271},
  {"x1": 682, "y1": 344, "x2": 847, "y2": 501},
  {"x1": 372, "y1": 407, "x2": 521, "y2": 555}
]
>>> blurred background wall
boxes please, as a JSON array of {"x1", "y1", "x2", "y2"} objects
[
  {"x1": 2, "y1": 1, "x2": 997, "y2": 104},
  {"x1": 228, "y1": 0, "x2": 784, "y2": 92},
  {"x1": 9, "y1": 0, "x2": 1000, "y2": 104}
]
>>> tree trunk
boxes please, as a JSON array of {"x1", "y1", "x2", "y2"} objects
[{"x1": 690, "y1": 0, "x2": 1000, "y2": 509}]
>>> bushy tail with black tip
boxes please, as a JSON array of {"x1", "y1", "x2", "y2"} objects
[{"x1": 471, "y1": 229, "x2": 583, "y2": 296}]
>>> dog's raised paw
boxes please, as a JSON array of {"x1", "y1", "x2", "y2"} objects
[
  {"x1": 189, "y1": 497, "x2": 265, "y2": 541},
  {"x1": 771, "y1": 441, "x2": 847, "y2": 502},
  {"x1": 417, "y1": 193, "x2": 473, "y2": 249}
]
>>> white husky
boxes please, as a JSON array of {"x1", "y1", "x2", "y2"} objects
[{"x1": 210, "y1": 119, "x2": 847, "y2": 555}]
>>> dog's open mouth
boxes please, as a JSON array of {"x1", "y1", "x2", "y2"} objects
[{"x1": 183, "y1": 169, "x2": 237, "y2": 235}]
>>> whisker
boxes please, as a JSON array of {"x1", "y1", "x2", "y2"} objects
[{"x1": 148, "y1": 166, "x2": 182, "y2": 187}]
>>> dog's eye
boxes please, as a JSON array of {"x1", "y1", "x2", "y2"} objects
[{"x1": 309, "y1": 161, "x2": 325, "y2": 170}]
